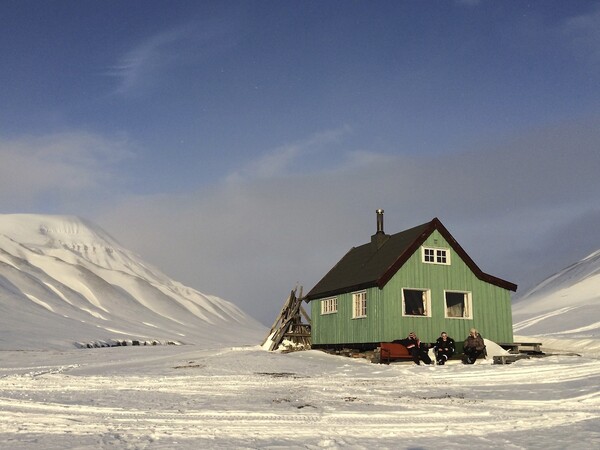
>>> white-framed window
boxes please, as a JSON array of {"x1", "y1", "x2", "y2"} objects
[
  {"x1": 352, "y1": 291, "x2": 367, "y2": 318},
  {"x1": 402, "y1": 288, "x2": 431, "y2": 317},
  {"x1": 422, "y1": 247, "x2": 450, "y2": 265},
  {"x1": 321, "y1": 297, "x2": 338, "y2": 315},
  {"x1": 444, "y1": 291, "x2": 472, "y2": 319}
]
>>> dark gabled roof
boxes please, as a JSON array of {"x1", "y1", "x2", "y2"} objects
[{"x1": 304, "y1": 217, "x2": 517, "y2": 301}]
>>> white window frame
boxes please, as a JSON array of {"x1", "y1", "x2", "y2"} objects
[
  {"x1": 422, "y1": 246, "x2": 450, "y2": 265},
  {"x1": 444, "y1": 290, "x2": 473, "y2": 319},
  {"x1": 321, "y1": 297, "x2": 338, "y2": 315},
  {"x1": 352, "y1": 291, "x2": 367, "y2": 319},
  {"x1": 402, "y1": 288, "x2": 431, "y2": 317}
]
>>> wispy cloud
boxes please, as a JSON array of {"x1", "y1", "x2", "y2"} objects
[
  {"x1": 225, "y1": 126, "x2": 353, "y2": 182},
  {"x1": 106, "y1": 31, "x2": 178, "y2": 94},
  {"x1": 563, "y1": 5, "x2": 600, "y2": 64},
  {"x1": 106, "y1": 20, "x2": 238, "y2": 95},
  {"x1": 0, "y1": 132, "x2": 134, "y2": 211}
]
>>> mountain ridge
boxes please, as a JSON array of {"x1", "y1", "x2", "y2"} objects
[
  {"x1": 0, "y1": 214, "x2": 264, "y2": 350},
  {"x1": 512, "y1": 248, "x2": 600, "y2": 338}
]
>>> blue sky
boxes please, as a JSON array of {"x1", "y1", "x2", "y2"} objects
[{"x1": 1, "y1": 0, "x2": 600, "y2": 325}]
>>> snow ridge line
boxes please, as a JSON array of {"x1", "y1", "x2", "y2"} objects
[
  {"x1": 0, "y1": 364, "x2": 80, "y2": 379},
  {"x1": 513, "y1": 306, "x2": 579, "y2": 331}
]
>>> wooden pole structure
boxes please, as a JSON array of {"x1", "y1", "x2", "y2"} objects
[{"x1": 262, "y1": 286, "x2": 311, "y2": 351}]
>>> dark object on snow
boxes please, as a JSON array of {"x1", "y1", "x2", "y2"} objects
[{"x1": 379, "y1": 342, "x2": 412, "y2": 363}]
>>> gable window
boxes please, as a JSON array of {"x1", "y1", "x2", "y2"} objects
[
  {"x1": 402, "y1": 288, "x2": 431, "y2": 317},
  {"x1": 352, "y1": 291, "x2": 367, "y2": 318},
  {"x1": 422, "y1": 247, "x2": 450, "y2": 265},
  {"x1": 321, "y1": 297, "x2": 338, "y2": 315},
  {"x1": 445, "y1": 291, "x2": 472, "y2": 319}
]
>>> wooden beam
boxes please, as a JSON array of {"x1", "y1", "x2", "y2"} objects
[{"x1": 262, "y1": 286, "x2": 311, "y2": 351}]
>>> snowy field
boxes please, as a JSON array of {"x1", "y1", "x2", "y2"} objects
[
  {"x1": 1, "y1": 339, "x2": 599, "y2": 449},
  {"x1": 1, "y1": 216, "x2": 599, "y2": 448}
]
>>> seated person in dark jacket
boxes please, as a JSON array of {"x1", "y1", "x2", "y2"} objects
[
  {"x1": 397, "y1": 332, "x2": 432, "y2": 365},
  {"x1": 463, "y1": 328, "x2": 485, "y2": 364},
  {"x1": 433, "y1": 331, "x2": 455, "y2": 365}
]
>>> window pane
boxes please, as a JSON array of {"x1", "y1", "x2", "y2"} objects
[
  {"x1": 424, "y1": 248, "x2": 434, "y2": 262},
  {"x1": 423, "y1": 247, "x2": 449, "y2": 264},
  {"x1": 404, "y1": 289, "x2": 425, "y2": 316},
  {"x1": 353, "y1": 292, "x2": 366, "y2": 318},
  {"x1": 446, "y1": 292, "x2": 465, "y2": 317},
  {"x1": 436, "y1": 250, "x2": 447, "y2": 264}
]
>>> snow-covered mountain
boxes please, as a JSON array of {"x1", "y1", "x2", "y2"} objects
[
  {"x1": 0, "y1": 214, "x2": 265, "y2": 350},
  {"x1": 512, "y1": 249, "x2": 600, "y2": 339}
]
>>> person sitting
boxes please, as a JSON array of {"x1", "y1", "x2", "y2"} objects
[
  {"x1": 433, "y1": 331, "x2": 455, "y2": 365},
  {"x1": 397, "y1": 332, "x2": 432, "y2": 365},
  {"x1": 462, "y1": 328, "x2": 485, "y2": 364}
]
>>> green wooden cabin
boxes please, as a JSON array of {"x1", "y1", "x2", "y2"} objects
[{"x1": 304, "y1": 211, "x2": 517, "y2": 349}]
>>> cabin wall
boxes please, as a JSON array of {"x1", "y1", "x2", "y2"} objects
[
  {"x1": 311, "y1": 286, "x2": 383, "y2": 345},
  {"x1": 311, "y1": 230, "x2": 514, "y2": 346},
  {"x1": 380, "y1": 230, "x2": 513, "y2": 344}
]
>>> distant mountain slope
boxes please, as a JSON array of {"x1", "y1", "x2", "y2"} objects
[
  {"x1": 0, "y1": 214, "x2": 265, "y2": 350},
  {"x1": 512, "y1": 249, "x2": 600, "y2": 338}
]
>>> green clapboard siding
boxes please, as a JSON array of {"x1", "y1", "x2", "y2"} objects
[{"x1": 311, "y1": 230, "x2": 514, "y2": 346}]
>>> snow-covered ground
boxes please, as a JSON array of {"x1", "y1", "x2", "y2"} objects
[
  {"x1": 1, "y1": 215, "x2": 599, "y2": 448},
  {"x1": 1, "y1": 341, "x2": 599, "y2": 449}
]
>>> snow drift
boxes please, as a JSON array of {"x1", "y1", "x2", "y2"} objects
[
  {"x1": 512, "y1": 248, "x2": 600, "y2": 342},
  {"x1": 0, "y1": 214, "x2": 265, "y2": 350}
]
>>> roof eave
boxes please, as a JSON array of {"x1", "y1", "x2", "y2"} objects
[
  {"x1": 304, "y1": 281, "x2": 379, "y2": 302},
  {"x1": 377, "y1": 219, "x2": 437, "y2": 287},
  {"x1": 377, "y1": 217, "x2": 518, "y2": 292}
]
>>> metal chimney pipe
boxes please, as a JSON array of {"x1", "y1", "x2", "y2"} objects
[{"x1": 376, "y1": 209, "x2": 384, "y2": 234}]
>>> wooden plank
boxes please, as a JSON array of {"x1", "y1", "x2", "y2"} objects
[
  {"x1": 262, "y1": 289, "x2": 296, "y2": 348},
  {"x1": 493, "y1": 354, "x2": 528, "y2": 364},
  {"x1": 498, "y1": 342, "x2": 543, "y2": 354},
  {"x1": 299, "y1": 305, "x2": 311, "y2": 323},
  {"x1": 264, "y1": 291, "x2": 292, "y2": 333},
  {"x1": 264, "y1": 286, "x2": 311, "y2": 351}
]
